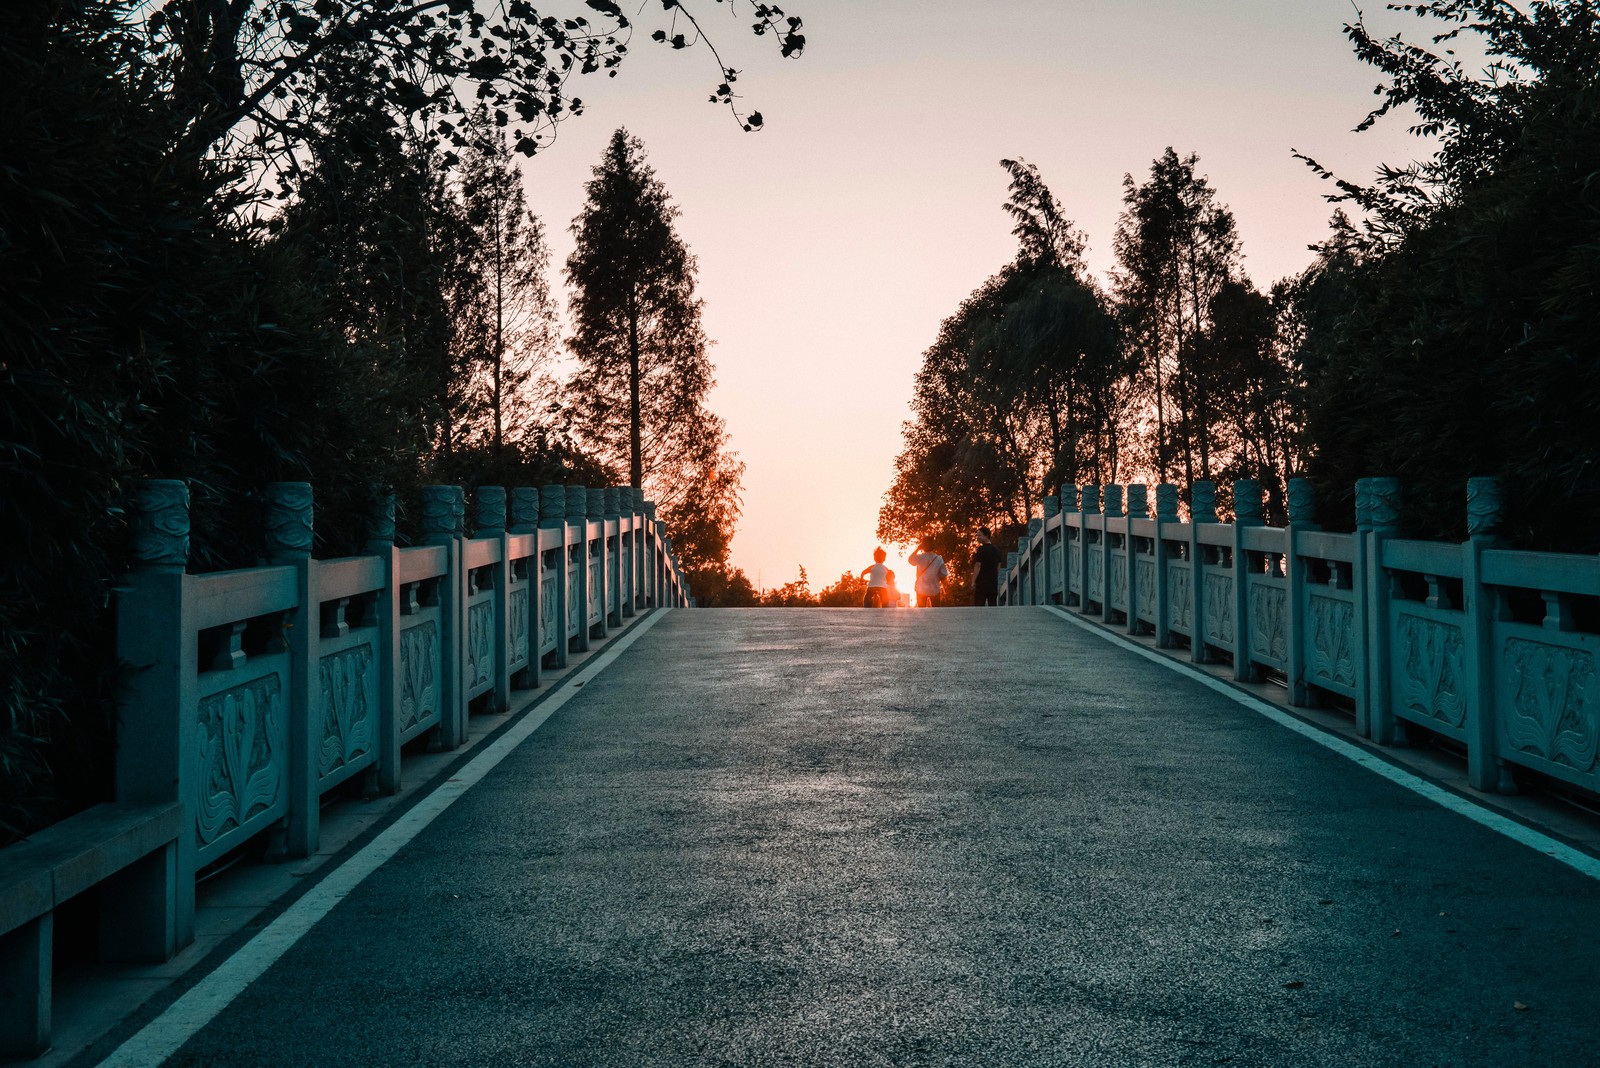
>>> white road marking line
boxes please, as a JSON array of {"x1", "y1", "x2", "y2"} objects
[
  {"x1": 98, "y1": 610, "x2": 671, "y2": 1068},
  {"x1": 1041, "y1": 605, "x2": 1600, "y2": 883}
]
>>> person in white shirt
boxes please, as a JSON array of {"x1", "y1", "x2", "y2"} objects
[
  {"x1": 860, "y1": 546, "x2": 892, "y2": 608},
  {"x1": 908, "y1": 539, "x2": 950, "y2": 607}
]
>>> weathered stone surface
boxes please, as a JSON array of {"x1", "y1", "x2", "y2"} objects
[
  {"x1": 265, "y1": 483, "x2": 313, "y2": 556},
  {"x1": 131, "y1": 479, "x2": 190, "y2": 572}
]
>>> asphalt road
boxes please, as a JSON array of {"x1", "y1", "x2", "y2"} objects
[{"x1": 150, "y1": 608, "x2": 1600, "y2": 1067}]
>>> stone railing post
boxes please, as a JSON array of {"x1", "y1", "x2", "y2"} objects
[
  {"x1": 421, "y1": 485, "x2": 467, "y2": 749},
  {"x1": 1125, "y1": 484, "x2": 1148, "y2": 635},
  {"x1": 1027, "y1": 517, "x2": 1044, "y2": 605},
  {"x1": 1016, "y1": 535, "x2": 1030, "y2": 606},
  {"x1": 644, "y1": 500, "x2": 661, "y2": 608},
  {"x1": 1153, "y1": 483, "x2": 1179, "y2": 648},
  {"x1": 474, "y1": 486, "x2": 512, "y2": 715},
  {"x1": 1355, "y1": 477, "x2": 1403, "y2": 743},
  {"x1": 539, "y1": 484, "x2": 569, "y2": 668},
  {"x1": 588, "y1": 488, "x2": 611, "y2": 637},
  {"x1": 1231, "y1": 479, "x2": 1264, "y2": 682},
  {"x1": 565, "y1": 485, "x2": 591, "y2": 652},
  {"x1": 1462, "y1": 477, "x2": 1512, "y2": 791},
  {"x1": 1189, "y1": 480, "x2": 1216, "y2": 664},
  {"x1": 1101, "y1": 484, "x2": 1123, "y2": 625},
  {"x1": 366, "y1": 489, "x2": 402, "y2": 793},
  {"x1": 1043, "y1": 494, "x2": 1061, "y2": 606},
  {"x1": 1283, "y1": 478, "x2": 1317, "y2": 706},
  {"x1": 1079, "y1": 485, "x2": 1100, "y2": 617},
  {"x1": 115, "y1": 479, "x2": 197, "y2": 949},
  {"x1": 1005, "y1": 551, "x2": 1019, "y2": 604},
  {"x1": 1059, "y1": 485, "x2": 1079, "y2": 608},
  {"x1": 262, "y1": 482, "x2": 322, "y2": 858},
  {"x1": 630, "y1": 488, "x2": 647, "y2": 613},
  {"x1": 509, "y1": 487, "x2": 542, "y2": 688}
]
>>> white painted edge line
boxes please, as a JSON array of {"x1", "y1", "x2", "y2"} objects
[
  {"x1": 99, "y1": 609, "x2": 673, "y2": 1068},
  {"x1": 1040, "y1": 605, "x2": 1600, "y2": 883}
]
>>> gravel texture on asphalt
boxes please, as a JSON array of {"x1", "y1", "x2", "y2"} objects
[{"x1": 160, "y1": 608, "x2": 1600, "y2": 1067}]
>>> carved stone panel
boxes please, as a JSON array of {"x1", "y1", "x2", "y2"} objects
[
  {"x1": 1069, "y1": 544, "x2": 1081, "y2": 594},
  {"x1": 509, "y1": 587, "x2": 530, "y2": 669},
  {"x1": 1502, "y1": 637, "x2": 1599, "y2": 772},
  {"x1": 1135, "y1": 559, "x2": 1156, "y2": 620},
  {"x1": 1308, "y1": 594, "x2": 1356, "y2": 690},
  {"x1": 1248, "y1": 584, "x2": 1287, "y2": 663},
  {"x1": 568, "y1": 569, "x2": 583, "y2": 633},
  {"x1": 1203, "y1": 572, "x2": 1234, "y2": 645},
  {"x1": 318, "y1": 645, "x2": 374, "y2": 779},
  {"x1": 399, "y1": 621, "x2": 438, "y2": 734},
  {"x1": 196, "y1": 674, "x2": 285, "y2": 848},
  {"x1": 1089, "y1": 550, "x2": 1104, "y2": 601},
  {"x1": 1167, "y1": 564, "x2": 1193, "y2": 632},
  {"x1": 1110, "y1": 555, "x2": 1127, "y2": 610},
  {"x1": 466, "y1": 600, "x2": 494, "y2": 692},
  {"x1": 1394, "y1": 613, "x2": 1467, "y2": 728},
  {"x1": 540, "y1": 571, "x2": 559, "y2": 652}
]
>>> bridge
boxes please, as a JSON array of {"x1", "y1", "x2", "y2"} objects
[{"x1": 7, "y1": 476, "x2": 1600, "y2": 1064}]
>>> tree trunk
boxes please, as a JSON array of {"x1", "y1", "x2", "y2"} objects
[{"x1": 628, "y1": 294, "x2": 643, "y2": 489}]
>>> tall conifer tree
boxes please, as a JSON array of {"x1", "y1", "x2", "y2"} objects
[{"x1": 566, "y1": 127, "x2": 742, "y2": 579}]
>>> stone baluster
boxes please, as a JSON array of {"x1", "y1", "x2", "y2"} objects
[
  {"x1": 1231, "y1": 479, "x2": 1265, "y2": 683},
  {"x1": 475, "y1": 487, "x2": 512, "y2": 713},
  {"x1": 563, "y1": 486, "x2": 592, "y2": 652},
  {"x1": 421, "y1": 486, "x2": 467, "y2": 750},
  {"x1": 1059, "y1": 485, "x2": 1079, "y2": 609},
  {"x1": 1080, "y1": 485, "x2": 1100, "y2": 617},
  {"x1": 1153, "y1": 483, "x2": 1179, "y2": 648},
  {"x1": 1283, "y1": 478, "x2": 1317, "y2": 708},
  {"x1": 1354, "y1": 477, "x2": 1402, "y2": 743},
  {"x1": 1188, "y1": 480, "x2": 1217, "y2": 665},
  {"x1": 115, "y1": 479, "x2": 197, "y2": 950},
  {"x1": 1462, "y1": 477, "x2": 1511, "y2": 791},
  {"x1": 263, "y1": 483, "x2": 321, "y2": 857},
  {"x1": 364, "y1": 489, "x2": 402, "y2": 794}
]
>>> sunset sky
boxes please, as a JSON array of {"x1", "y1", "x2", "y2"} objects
[{"x1": 519, "y1": 0, "x2": 1432, "y2": 592}]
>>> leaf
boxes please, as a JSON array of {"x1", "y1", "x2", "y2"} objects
[
  {"x1": 1514, "y1": 1001, "x2": 1529, "y2": 1011},
  {"x1": 746, "y1": 111, "x2": 762, "y2": 127},
  {"x1": 1283, "y1": 981, "x2": 1305, "y2": 990}
]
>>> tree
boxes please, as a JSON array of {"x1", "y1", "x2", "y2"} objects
[
  {"x1": 1112, "y1": 149, "x2": 1244, "y2": 488},
  {"x1": 566, "y1": 127, "x2": 743, "y2": 584},
  {"x1": 816, "y1": 570, "x2": 869, "y2": 607},
  {"x1": 447, "y1": 111, "x2": 560, "y2": 458},
  {"x1": 882, "y1": 159, "x2": 1117, "y2": 580},
  {"x1": 1295, "y1": 1, "x2": 1600, "y2": 548},
  {"x1": 760, "y1": 567, "x2": 816, "y2": 606},
  {"x1": 133, "y1": 0, "x2": 807, "y2": 177}
]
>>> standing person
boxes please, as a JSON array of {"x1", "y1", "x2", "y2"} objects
[
  {"x1": 860, "y1": 547, "x2": 891, "y2": 608},
  {"x1": 971, "y1": 527, "x2": 1004, "y2": 606},
  {"x1": 908, "y1": 539, "x2": 950, "y2": 608}
]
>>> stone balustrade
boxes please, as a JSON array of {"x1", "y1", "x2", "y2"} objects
[
  {"x1": 998, "y1": 476, "x2": 1600, "y2": 803},
  {"x1": 113, "y1": 480, "x2": 691, "y2": 951}
]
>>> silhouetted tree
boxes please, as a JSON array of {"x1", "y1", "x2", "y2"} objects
[
  {"x1": 566, "y1": 128, "x2": 743, "y2": 584},
  {"x1": 133, "y1": 0, "x2": 807, "y2": 177},
  {"x1": 1296, "y1": 0, "x2": 1600, "y2": 548},
  {"x1": 1112, "y1": 149, "x2": 1244, "y2": 488}
]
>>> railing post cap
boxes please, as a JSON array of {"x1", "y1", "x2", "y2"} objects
[{"x1": 130, "y1": 478, "x2": 191, "y2": 572}]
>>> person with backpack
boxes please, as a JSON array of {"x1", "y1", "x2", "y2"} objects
[{"x1": 908, "y1": 538, "x2": 950, "y2": 608}]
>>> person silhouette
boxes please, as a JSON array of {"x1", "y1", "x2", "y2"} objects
[
  {"x1": 908, "y1": 538, "x2": 950, "y2": 607},
  {"x1": 971, "y1": 527, "x2": 1003, "y2": 606},
  {"x1": 861, "y1": 547, "x2": 891, "y2": 608}
]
